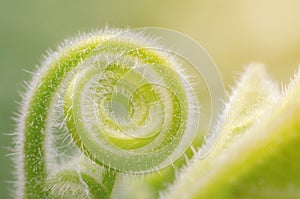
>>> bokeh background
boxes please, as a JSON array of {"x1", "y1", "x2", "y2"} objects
[{"x1": 1, "y1": 0, "x2": 300, "y2": 198}]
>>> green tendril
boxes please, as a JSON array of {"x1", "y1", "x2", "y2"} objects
[{"x1": 15, "y1": 29, "x2": 201, "y2": 198}]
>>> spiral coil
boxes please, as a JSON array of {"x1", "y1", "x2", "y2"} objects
[
  {"x1": 15, "y1": 28, "x2": 224, "y2": 198},
  {"x1": 63, "y1": 36, "x2": 200, "y2": 172}
]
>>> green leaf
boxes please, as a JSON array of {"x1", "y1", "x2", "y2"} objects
[{"x1": 163, "y1": 64, "x2": 300, "y2": 199}]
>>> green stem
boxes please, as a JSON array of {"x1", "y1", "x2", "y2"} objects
[
  {"x1": 23, "y1": 38, "x2": 100, "y2": 198},
  {"x1": 16, "y1": 29, "x2": 201, "y2": 198}
]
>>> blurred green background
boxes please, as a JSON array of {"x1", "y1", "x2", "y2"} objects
[{"x1": 1, "y1": 0, "x2": 300, "y2": 198}]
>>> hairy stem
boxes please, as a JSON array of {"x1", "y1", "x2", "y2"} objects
[
  {"x1": 15, "y1": 29, "x2": 202, "y2": 198},
  {"x1": 23, "y1": 37, "x2": 101, "y2": 198}
]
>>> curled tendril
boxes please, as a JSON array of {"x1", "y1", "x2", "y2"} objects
[
  {"x1": 14, "y1": 28, "x2": 224, "y2": 198},
  {"x1": 64, "y1": 40, "x2": 201, "y2": 173}
]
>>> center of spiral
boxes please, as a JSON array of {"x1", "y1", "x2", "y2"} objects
[{"x1": 111, "y1": 93, "x2": 132, "y2": 123}]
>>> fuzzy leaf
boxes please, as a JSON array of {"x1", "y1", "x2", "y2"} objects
[{"x1": 162, "y1": 64, "x2": 300, "y2": 199}]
